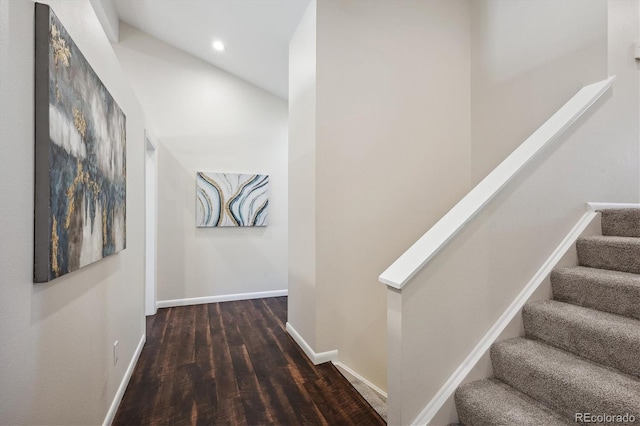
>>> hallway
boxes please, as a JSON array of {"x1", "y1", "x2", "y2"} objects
[{"x1": 113, "y1": 297, "x2": 385, "y2": 425}]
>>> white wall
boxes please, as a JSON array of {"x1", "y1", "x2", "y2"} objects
[
  {"x1": 316, "y1": 0, "x2": 472, "y2": 392},
  {"x1": 607, "y1": 1, "x2": 640, "y2": 188},
  {"x1": 113, "y1": 24, "x2": 288, "y2": 303},
  {"x1": 288, "y1": 1, "x2": 318, "y2": 347},
  {"x1": 389, "y1": 1, "x2": 639, "y2": 424},
  {"x1": 0, "y1": 0, "x2": 146, "y2": 424},
  {"x1": 287, "y1": 0, "x2": 471, "y2": 392},
  {"x1": 470, "y1": 0, "x2": 607, "y2": 183}
]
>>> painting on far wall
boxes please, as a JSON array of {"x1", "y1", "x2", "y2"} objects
[
  {"x1": 34, "y1": 3, "x2": 127, "y2": 283},
  {"x1": 196, "y1": 172, "x2": 269, "y2": 227}
]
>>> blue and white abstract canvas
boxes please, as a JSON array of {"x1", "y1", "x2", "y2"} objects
[
  {"x1": 196, "y1": 172, "x2": 269, "y2": 227},
  {"x1": 34, "y1": 4, "x2": 126, "y2": 282}
]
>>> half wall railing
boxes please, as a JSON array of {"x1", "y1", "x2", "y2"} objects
[
  {"x1": 379, "y1": 76, "x2": 615, "y2": 290},
  {"x1": 380, "y1": 76, "x2": 617, "y2": 425}
]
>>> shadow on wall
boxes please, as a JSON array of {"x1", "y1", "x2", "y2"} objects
[{"x1": 156, "y1": 142, "x2": 189, "y2": 300}]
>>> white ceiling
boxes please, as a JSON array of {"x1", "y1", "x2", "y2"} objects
[{"x1": 112, "y1": 0, "x2": 311, "y2": 99}]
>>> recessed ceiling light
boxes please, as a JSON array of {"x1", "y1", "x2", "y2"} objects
[{"x1": 212, "y1": 40, "x2": 225, "y2": 52}]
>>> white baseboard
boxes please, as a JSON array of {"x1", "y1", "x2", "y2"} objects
[
  {"x1": 157, "y1": 289, "x2": 288, "y2": 309},
  {"x1": 412, "y1": 210, "x2": 598, "y2": 426},
  {"x1": 103, "y1": 333, "x2": 146, "y2": 426},
  {"x1": 285, "y1": 324, "x2": 385, "y2": 401},
  {"x1": 285, "y1": 322, "x2": 338, "y2": 365},
  {"x1": 333, "y1": 361, "x2": 387, "y2": 400},
  {"x1": 587, "y1": 202, "x2": 640, "y2": 211}
]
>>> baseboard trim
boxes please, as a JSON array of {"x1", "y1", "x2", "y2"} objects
[
  {"x1": 333, "y1": 361, "x2": 387, "y2": 400},
  {"x1": 103, "y1": 333, "x2": 146, "y2": 426},
  {"x1": 412, "y1": 210, "x2": 598, "y2": 426},
  {"x1": 587, "y1": 202, "x2": 640, "y2": 211},
  {"x1": 157, "y1": 289, "x2": 288, "y2": 309},
  {"x1": 285, "y1": 322, "x2": 338, "y2": 365}
]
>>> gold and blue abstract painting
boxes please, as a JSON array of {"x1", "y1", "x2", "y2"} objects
[
  {"x1": 196, "y1": 172, "x2": 269, "y2": 227},
  {"x1": 34, "y1": 4, "x2": 126, "y2": 282}
]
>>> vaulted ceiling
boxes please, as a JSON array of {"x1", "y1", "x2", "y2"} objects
[{"x1": 110, "y1": 0, "x2": 310, "y2": 99}]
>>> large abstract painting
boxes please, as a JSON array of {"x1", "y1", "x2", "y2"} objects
[
  {"x1": 196, "y1": 172, "x2": 269, "y2": 227},
  {"x1": 34, "y1": 4, "x2": 126, "y2": 282}
]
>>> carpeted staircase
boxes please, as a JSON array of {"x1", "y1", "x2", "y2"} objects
[{"x1": 454, "y1": 208, "x2": 640, "y2": 426}]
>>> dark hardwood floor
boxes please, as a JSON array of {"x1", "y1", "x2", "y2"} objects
[{"x1": 113, "y1": 297, "x2": 385, "y2": 425}]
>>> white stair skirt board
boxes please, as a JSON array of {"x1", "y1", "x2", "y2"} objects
[
  {"x1": 587, "y1": 202, "x2": 640, "y2": 211},
  {"x1": 103, "y1": 333, "x2": 146, "y2": 426},
  {"x1": 412, "y1": 210, "x2": 599, "y2": 426},
  {"x1": 285, "y1": 322, "x2": 338, "y2": 365},
  {"x1": 156, "y1": 290, "x2": 288, "y2": 309},
  {"x1": 333, "y1": 361, "x2": 388, "y2": 400}
]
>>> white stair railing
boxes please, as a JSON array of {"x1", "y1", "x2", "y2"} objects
[{"x1": 379, "y1": 76, "x2": 615, "y2": 290}]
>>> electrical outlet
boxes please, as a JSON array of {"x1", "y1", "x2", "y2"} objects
[{"x1": 113, "y1": 340, "x2": 119, "y2": 366}]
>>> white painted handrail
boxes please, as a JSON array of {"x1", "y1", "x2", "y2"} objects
[
  {"x1": 379, "y1": 76, "x2": 615, "y2": 290},
  {"x1": 587, "y1": 202, "x2": 640, "y2": 211}
]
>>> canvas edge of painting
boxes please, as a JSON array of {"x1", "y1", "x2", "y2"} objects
[{"x1": 34, "y1": 2, "x2": 52, "y2": 283}]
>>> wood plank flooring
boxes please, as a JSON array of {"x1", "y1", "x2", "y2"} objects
[{"x1": 114, "y1": 297, "x2": 385, "y2": 425}]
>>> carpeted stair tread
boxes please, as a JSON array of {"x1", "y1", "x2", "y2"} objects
[
  {"x1": 491, "y1": 338, "x2": 640, "y2": 421},
  {"x1": 523, "y1": 300, "x2": 640, "y2": 377},
  {"x1": 452, "y1": 208, "x2": 640, "y2": 424},
  {"x1": 552, "y1": 266, "x2": 640, "y2": 321},
  {"x1": 577, "y1": 236, "x2": 640, "y2": 274},
  {"x1": 601, "y1": 208, "x2": 640, "y2": 237},
  {"x1": 455, "y1": 378, "x2": 574, "y2": 426}
]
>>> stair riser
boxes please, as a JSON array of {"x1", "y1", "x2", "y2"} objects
[
  {"x1": 601, "y1": 209, "x2": 640, "y2": 238},
  {"x1": 456, "y1": 395, "x2": 497, "y2": 426},
  {"x1": 523, "y1": 305, "x2": 640, "y2": 378},
  {"x1": 491, "y1": 342, "x2": 640, "y2": 422},
  {"x1": 454, "y1": 208, "x2": 640, "y2": 424},
  {"x1": 551, "y1": 269, "x2": 640, "y2": 321},
  {"x1": 577, "y1": 239, "x2": 640, "y2": 274},
  {"x1": 455, "y1": 379, "x2": 574, "y2": 426}
]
